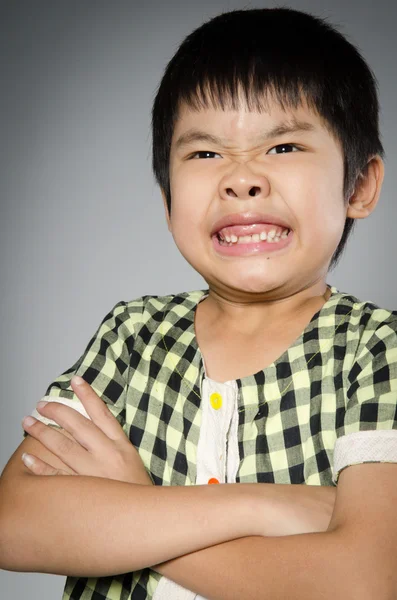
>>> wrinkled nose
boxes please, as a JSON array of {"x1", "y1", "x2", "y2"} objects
[
  {"x1": 224, "y1": 185, "x2": 262, "y2": 198},
  {"x1": 219, "y1": 169, "x2": 270, "y2": 201}
]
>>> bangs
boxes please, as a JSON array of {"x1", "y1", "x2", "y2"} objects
[
  {"x1": 175, "y1": 56, "x2": 321, "y2": 116},
  {"x1": 181, "y1": 78, "x2": 312, "y2": 115},
  {"x1": 169, "y1": 8, "x2": 335, "y2": 118}
]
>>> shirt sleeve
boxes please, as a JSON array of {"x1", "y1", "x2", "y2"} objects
[
  {"x1": 333, "y1": 316, "x2": 397, "y2": 483},
  {"x1": 23, "y1": 300, "x2": 135, "y2": 438}
]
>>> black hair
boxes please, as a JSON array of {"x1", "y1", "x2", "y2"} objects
[{"x1": 151, "y1": 7, "x2": 384, "y2": 270}]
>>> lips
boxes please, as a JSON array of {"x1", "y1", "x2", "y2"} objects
[{"x1": 211, "y1": 212, "x2": 292, "y2": 236}]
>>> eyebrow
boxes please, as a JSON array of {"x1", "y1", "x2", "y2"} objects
[{"x1": 174, "y1": 119, "x2": 316, "y2": 150}]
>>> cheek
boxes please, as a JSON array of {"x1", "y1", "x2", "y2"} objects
[
  {"x1": 286, "y1": 166, "x2": 346, "y2": 258},
  {"x1": 168, "y1": 189, "x2": 205, "y2": 254},
  {"x1": 170, "y1": 168, "x2": 213, "y2": 228},
  {"x1": 295, "y1": 163, "x2": 345, "y2": 222}
]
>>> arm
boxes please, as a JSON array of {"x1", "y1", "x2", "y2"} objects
[
  {"x1": 0, "y1": 440, "x2": 260, "y2": 576},
  {"x1": 0, "y1": 385, "x2": 333, "y2": 577},
  {"x1": 0, "y1": 428, "x2": 334, "y2": 577},
  {"x1": 152, "y1": 463, "x2": 397, "y2": 600},
  {"x1": 0, "y1": 379, "x2": 335, "y2": 580},
  {"x1": 18, "y1": 380, "x2": 396, "y2": 599}
]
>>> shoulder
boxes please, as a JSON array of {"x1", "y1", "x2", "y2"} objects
[
  {"x1": 331, "y1": 287, "x2": 397, "y2": 327},
  {"x1": 330, "y1": 287, "x2": 397, "y2": 355},
  {"x1": 102, "y1": 289, "x2": 208, "y2": 335}
]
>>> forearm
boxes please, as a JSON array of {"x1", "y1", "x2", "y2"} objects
[
  {"x1": 154, "y1": 483, "x2": 339, "y2": 598},
  {"x1": 0, "y1": 474, "x2": 257, "y2": 576},
  {"x1": 155, "y1": 532, "x2": 372, "y2": 600}
]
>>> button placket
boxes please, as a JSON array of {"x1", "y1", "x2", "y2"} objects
[
  {"x1": 210, "y1": 385, "x2": 226, "y2": 482},
  {"x1": 196, "y1": 378, "x2": 239, "y2": 487}
]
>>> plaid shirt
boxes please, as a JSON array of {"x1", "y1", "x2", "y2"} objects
[{"x1": 25, "y1": 284, "x2": 397, "y2": 599}]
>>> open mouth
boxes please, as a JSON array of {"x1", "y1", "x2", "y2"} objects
[
  {"x1": 215, "y1": 223, "x2": 292, "y2": 246},
  {"x1": 212, "y1": 226, "x2": 293, "y2": 257},
  {"x1": 216, "y1": 227, "x2": 291, "y2": 246}
]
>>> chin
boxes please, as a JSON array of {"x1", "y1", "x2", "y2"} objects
[
  {"x1": 221, "y1": 265, "x2": 285, "y2": 292},
  {"x1": 218, "y1": 276, "x2": 285, "y2": 297}
]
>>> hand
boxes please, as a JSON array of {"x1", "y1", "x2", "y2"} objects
[
  {"x1": 21, "y1": 375, "x2": 153, "y2": 485},
  {"x1": 254, "y1": 483, "x2": 337, "y2": 537}
]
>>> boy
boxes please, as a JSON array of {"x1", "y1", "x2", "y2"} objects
[{"x1": 1, "y1": 6, "x2": 397, "y2": 600}]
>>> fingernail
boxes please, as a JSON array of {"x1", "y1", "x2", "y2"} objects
[
  {"x1": 23, "y1": 416, "x2": 36, "y2": 427},
  {"x1": 22, "y1": 453, "x2": 35, "y2": 467},
  {"x1": 72, "y1": 375, "x2": 85, "y2": 386},
  {"x1": 37, "y1": 401, "x2": 48, "y2": 410}
]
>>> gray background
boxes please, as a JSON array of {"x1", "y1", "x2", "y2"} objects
[{"x1": 1, "y1": 0, "x2": 396, "y2": 597}]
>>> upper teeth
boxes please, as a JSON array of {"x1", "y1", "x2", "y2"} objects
[{"x1": 222, "y1": 228, "x2": 290, "y2": 244}]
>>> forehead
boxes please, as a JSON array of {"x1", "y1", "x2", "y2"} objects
[{"x1": 172, "y1": 98, "x2": 337, "y2": 149}]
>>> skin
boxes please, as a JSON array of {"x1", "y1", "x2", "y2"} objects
[
  {"x1": 1, "y1": 380, "x2": 336, "y2": 578},
  {"x1": 164, "y1": 98, "x2": 383, "y2": 338},
  {"x1": 2, "y1": 97, "x2": 393, "y2": 599}
]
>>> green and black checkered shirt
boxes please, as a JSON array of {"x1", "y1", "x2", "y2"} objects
[{"x1": 25, "y1": 284, "x2": 397, "y2": 599}]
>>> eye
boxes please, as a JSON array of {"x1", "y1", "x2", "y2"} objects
[
  {"x1": 189, "y1": 151, "x2": 222, "y2": 159},
  {"x1": 267, "y1": 143, "x2": 300, "y2": 155}
]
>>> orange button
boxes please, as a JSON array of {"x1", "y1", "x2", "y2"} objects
[
  {"x1": 210, "y1": 392, "x2": 222, "y2": 410},
  {"x1": 208, "y1": 477, "x2": 220, "y2": 484}
]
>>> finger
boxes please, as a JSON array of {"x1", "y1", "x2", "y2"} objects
[
  {"x1": 70, "y1": 376, "x2": 126, "y2": 442},
  {"x1": 22, "y1": 452, "x2": 74, "y2": 476},
  {"x1": 35, "y1": 402, "x2": 113, "y2": 454},
  {"x1": 22, "y1": 416, "x2": 92, "y2": 471}
]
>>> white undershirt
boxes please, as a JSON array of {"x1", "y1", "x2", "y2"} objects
[{"x1": 153, "y1": 373, "x2": 239, "y2": 600}]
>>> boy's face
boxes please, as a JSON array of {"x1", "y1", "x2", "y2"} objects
[{"x1": 165, "y1": 98, "x2": 356, "y2": 301}]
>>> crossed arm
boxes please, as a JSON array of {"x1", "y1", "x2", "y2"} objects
[
  {"x1": 154, "y1": 463, "x2": 397, "y2": 600},
  {"x1": 1, "y1": 377, "x2": 397, "y2": 599}
]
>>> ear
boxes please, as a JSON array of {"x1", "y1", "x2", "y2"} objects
[
  {"x1": 160, "y1": 188, "x2": 172, "y2": 232},
  {"x1": 346, "y1": 155, "x2": 385, "y2": 220}
]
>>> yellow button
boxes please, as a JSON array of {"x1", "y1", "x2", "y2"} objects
[{"x1": 210, "y1": 392, "x2": 222, "y2": 410}]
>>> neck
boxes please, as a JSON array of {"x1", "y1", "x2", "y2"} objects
[{"x1": 199, "y1": 282, "x2": 331, "y2": 336}]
